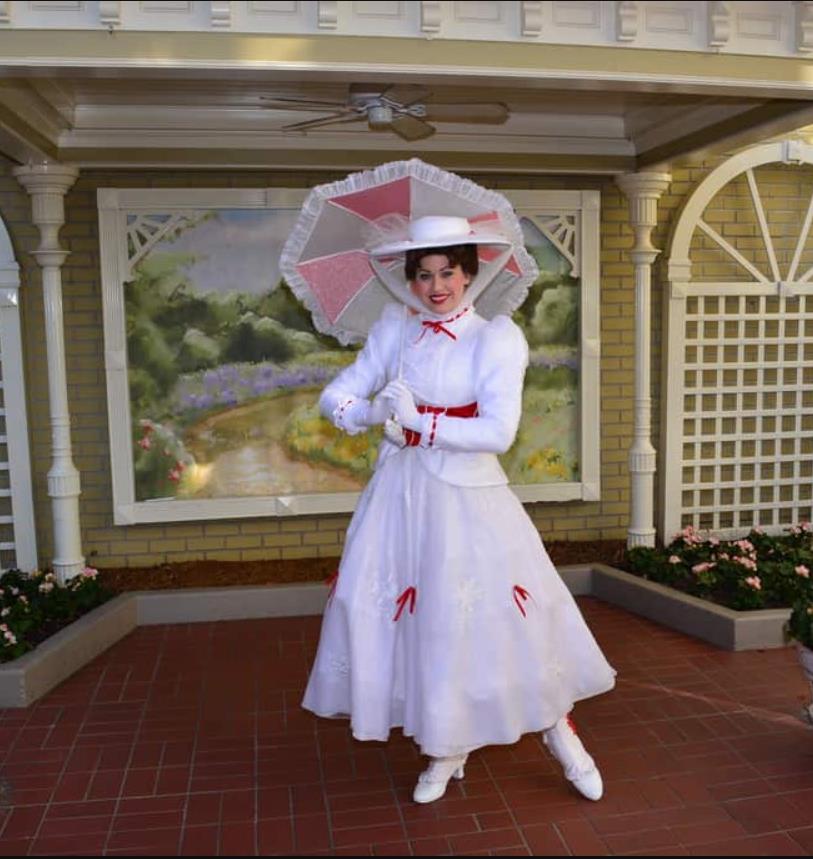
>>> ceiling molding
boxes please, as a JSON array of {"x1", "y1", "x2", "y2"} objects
[
  {"x1": 26, "y1": 78, "x2": 76, "y2": 125},
  {"x1": 2, "y1": 33, "x2": 813, "y2": 100},
  {"x1": 0, "y1": 82, "x2": 70, "y2": 141},
  {"x1": 636, "y1": 101, "x2": 813, "y2": 169},
  {"x1": 0, "y1": 110, "x2": 58, "y2": 163},
  {"x1": 629, "y1": 101, "x2": 762, "y2": 156},
  {"x1": 57, "y1": 127, "x2": 637, "y2": 159},
  {"x1": 57, "y1": 147, "x2": 634, "y2": 175}
]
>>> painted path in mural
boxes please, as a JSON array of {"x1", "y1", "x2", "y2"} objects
[{"x1": 180, "y1": 391, "x2": 365, "y2": 498}]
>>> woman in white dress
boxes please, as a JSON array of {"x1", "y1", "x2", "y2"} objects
[{"x1": 302, "y1": 215, "x2": 616, "y2": 804}]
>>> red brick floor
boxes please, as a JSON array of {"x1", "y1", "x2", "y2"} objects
[{"x1": 2, "y1": 598, "x2": 813, "y2": 856}]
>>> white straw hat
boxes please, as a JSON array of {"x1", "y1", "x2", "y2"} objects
[{"x1": 369, "y1": 215, "x2": 512, "y2": 256}]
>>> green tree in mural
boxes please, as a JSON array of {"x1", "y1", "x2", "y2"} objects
[{"x1": 126, "y1": 252, "x2": 198, "y2": 417}]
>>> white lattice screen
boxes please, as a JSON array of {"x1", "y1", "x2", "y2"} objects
[
  {"x1": 680, "y1": 293, "x2": 813, "y2": 532},
  {"x1": 663, "y1": 141, "x2": 813, "y2": 541}
]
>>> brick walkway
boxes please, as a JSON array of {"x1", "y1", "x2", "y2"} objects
[{"x1": 1, "y1": 598, "x2": 812, "y2": 856}]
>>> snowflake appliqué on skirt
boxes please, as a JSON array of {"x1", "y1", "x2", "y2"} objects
[
  {"x1": 328, "y1": 655, "x2": 350, "y2": 675},
  {"x1": 453, "y1": 578, "x2": 485, "y2": 628},
  {"x1": 366, "y1": 573, "x2": 400, "y2": 618}
]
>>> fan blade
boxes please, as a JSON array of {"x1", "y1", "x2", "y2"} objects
[
  {"x1": 379, "y1": 84, "x2": 432, "y2": 107},
  {"x1": 348, "y1": 83, "x2": 431, "y2": 108},
  {"x1": 261, "y1": 95, "x2": 349, "y2": 111},
  {"x1": 390, "y1": 114, "x2": 435, "y2": 141},
  {"x1": 282, "y1": 113, "x2": 364, "y2": 132},
  {"x1": 422, "y1": 103, "x2": 509, "y2": 124}
]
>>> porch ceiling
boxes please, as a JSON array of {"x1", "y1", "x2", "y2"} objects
[{"x1": 2, "y1": 33, "x2": 813, "y2": 174}]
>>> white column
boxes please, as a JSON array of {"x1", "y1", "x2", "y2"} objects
[
  {"x1": 616, "y1": 172, "x2": 671, "y2": 549},
  {"x1": 14, "y1": 162, "x2": 82, "y2": 583}
]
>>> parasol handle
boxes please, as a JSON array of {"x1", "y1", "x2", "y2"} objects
[{"x1": 397, "y1": 303, "x2": 407, "y2": 381}]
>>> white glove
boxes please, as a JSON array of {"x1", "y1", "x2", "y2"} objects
[
  {"x1": 337, "y1": 393, "x2": 390, "y2": 434},
  {"x1": 367, "y1": 391, "x2": 391, "y2": 426},
  {"x1": 380, "y1": 380, "x2": 422, "y2": 431},
  {"x1": 384, "y1": 418, "x2": 407, "y2": 448}
]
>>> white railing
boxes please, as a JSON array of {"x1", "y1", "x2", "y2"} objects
[{"x1": 0, "y1": 2, "x2": 811, "y2": 57}]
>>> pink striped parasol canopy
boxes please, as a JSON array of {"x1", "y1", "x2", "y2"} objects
[{"x1": 279, "y1": 159, "x2": 538, "y2": 345}]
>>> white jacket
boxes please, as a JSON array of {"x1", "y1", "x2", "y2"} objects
[{"x1": 319, "y1": 303, "x2": 529, "y2": 487}]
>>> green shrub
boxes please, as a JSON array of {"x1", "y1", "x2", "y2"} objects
[{"x1": 0, "y1": 568, "x2": 112, "y2": 663}]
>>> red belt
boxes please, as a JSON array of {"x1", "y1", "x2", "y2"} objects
[{"x1": 404, "y1": 401, "x2": 478, "y2": 447}]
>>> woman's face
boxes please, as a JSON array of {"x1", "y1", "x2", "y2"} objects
[{"x1": 409, "y1": 254, "x2": 471, "y2": 316}]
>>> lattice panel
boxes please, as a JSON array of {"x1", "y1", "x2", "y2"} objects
[
  {"x1": 125, "y1": 213, "x2": 199, "y2": 279},
  {"x1": 679, "y1": 293, "x2": 813, "y2": 532},
  {"x1": 534, "y1": 214, "x2": 578, "y2": 276}
]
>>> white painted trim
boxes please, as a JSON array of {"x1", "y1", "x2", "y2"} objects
[
  {"x1": 0, "y1": 1, "x2": 804, "y2": 61},
  {"x1": 579, "y1": 190, "x2": 601, "y2": 502},
  {"x1": 660, "y1": 285, "x2": 686, "y2": 543},
  {"x1": 98, "y1": 195, "x2": 134, "y2": 530},
  {"x1": 0, "y1": 217, "x2": 37, "y2": 572},
  {"x1": 506, "y1": 189, "x2": 602, "y2": 503}
]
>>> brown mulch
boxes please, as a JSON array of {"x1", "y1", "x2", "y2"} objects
[{"x1": 95, "y1": 540, "x2": 628, "y2": 593}]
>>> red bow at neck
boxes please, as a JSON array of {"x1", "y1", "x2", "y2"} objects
[{"x1": 417, "y1": 306, "x2": 471, "y2": 342}]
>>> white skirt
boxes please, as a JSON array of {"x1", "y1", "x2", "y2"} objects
[{"x1": 302, "y1": 450, "x2": 616, "y2": 758}]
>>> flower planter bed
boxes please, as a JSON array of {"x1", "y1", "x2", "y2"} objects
[{"x1": 0, "y1": 564, "x2": 792, "y2": 709}]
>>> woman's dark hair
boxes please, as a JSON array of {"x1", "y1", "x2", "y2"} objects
[{"x1": 404, "y1": 244, "x2": 479, "y2": 281}]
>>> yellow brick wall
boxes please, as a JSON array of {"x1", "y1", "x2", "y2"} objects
[{"x1": 0, "y1": 159, "x2": 731, "y2": 570}]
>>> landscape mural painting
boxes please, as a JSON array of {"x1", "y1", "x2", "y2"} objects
[{"x1": 126, "y1": 209, "x2": 580, "y2": 503}]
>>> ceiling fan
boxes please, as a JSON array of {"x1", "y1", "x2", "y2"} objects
[{"x1": 261, "y1": 84, "x2": 509, "y2": 141}]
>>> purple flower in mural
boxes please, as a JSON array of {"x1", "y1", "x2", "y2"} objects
[
  {"x1": 170, "y1": 359, "x2": 340, "y2": 415},
  {"x1": 529, "y1": 350, "x2": 579, "y2": 371}
]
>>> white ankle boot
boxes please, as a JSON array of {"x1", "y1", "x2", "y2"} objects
[
  {"x1": 412, "y1": 754, "x2": 467, "y2": 804},
  {"x1": 543, "y1": 715, "x2": 603, "y2": 801}
]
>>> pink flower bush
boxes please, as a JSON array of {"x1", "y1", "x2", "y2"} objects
[
  {"x1": 734, "y1": 556, "x2": 758, "y2": 571},
  {"x1": 0, "y1": 567, "x2": 109, "y2": 663},
  {"x1": 692, "y1": 562, "x2": 715, "y2": 574},
  {"x1": 627, "y1": 523, "x2": 813, "y2": 612}
]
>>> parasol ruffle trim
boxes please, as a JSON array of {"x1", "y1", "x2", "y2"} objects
[{"x1": 279, "y1": 158, "x2": 539, "y2": 345}]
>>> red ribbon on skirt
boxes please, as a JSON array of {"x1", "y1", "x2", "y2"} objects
[
  {"x1": 393, "y1": 586, "x2": 417, "y2": 621},
  {"x1": 513, "y1": 584, "x2": 531, "y2": 617}
]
